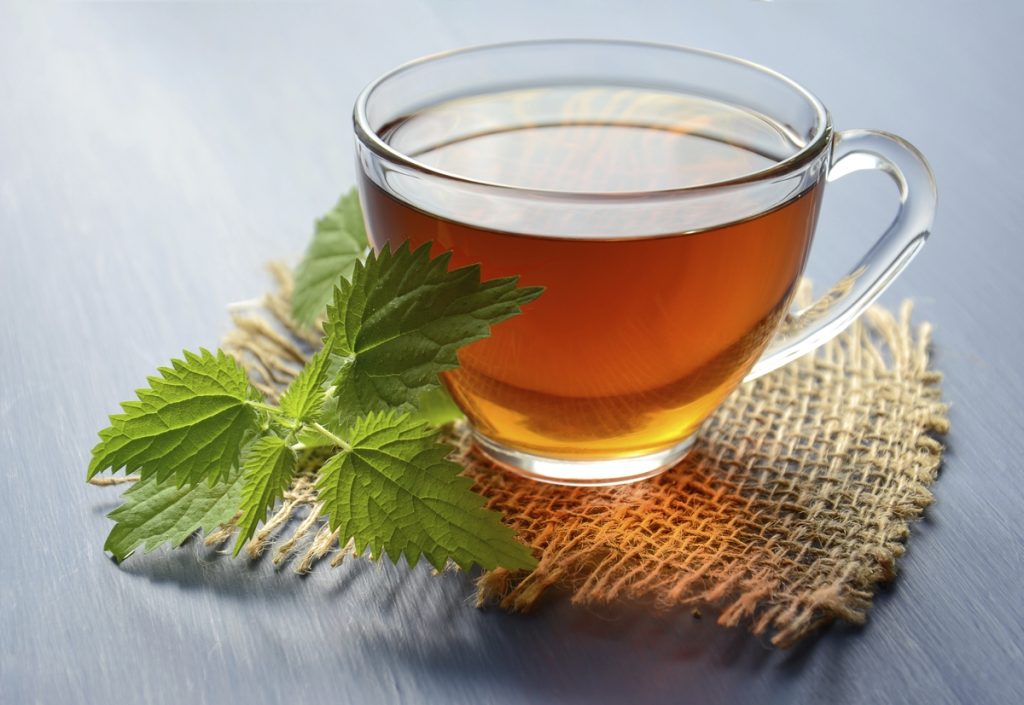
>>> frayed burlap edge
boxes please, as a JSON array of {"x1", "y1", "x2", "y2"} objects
[{"x1": 466, "y1": 288, "x2": 948, "y2": 647}]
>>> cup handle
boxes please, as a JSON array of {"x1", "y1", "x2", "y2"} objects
[{"x1": 745, "y1": 129, "x2": 937, "y2": 381}]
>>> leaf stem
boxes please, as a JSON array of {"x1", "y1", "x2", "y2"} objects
[
  {"x1": 310, "y1": 422, "x2": 351, "y2": 451},
  {"x1": 247, "y1": 400, "x2": 282, "y2": 416},
  {"x1": 248, "y1": 399, "x2": 306, "y2": 435}
]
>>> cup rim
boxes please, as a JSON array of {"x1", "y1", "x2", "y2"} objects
[{"x1": 352, "y1": 38, "x2": 832, "y2": 200}]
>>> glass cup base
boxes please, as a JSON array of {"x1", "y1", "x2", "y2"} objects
[{"x1": 469, "y1": 430, "x2": 697, "y2": 486}]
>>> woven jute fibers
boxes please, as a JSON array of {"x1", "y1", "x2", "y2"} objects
[{"x1": 220, "y1": 265, "x2": 949, "y2": 648}]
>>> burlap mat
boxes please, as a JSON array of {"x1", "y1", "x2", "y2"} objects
[{"x1": 215, "y1": 264, "x2": 948, "y2": 647}]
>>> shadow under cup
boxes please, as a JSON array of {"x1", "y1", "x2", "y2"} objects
[{"x1": 353, "y1": 40, "x2": 929, "y2": 486}]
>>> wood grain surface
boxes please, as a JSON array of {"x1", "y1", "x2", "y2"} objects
[{"x1": 2, "y1": 2, "x2": 1022, "y2": 704}]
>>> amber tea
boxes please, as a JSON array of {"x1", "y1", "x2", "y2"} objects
[{"x1": 359, "y1": 86, "x2": 823, "y2": 461}]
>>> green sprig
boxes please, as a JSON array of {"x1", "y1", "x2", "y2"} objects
[{"x1": 88, "y1": 199, "x2": 541, "y2": 573}]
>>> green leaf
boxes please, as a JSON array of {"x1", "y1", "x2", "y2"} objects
[
  {"x1": 408, "y1": 386, "x2": 464, "y2": 427},
  {"x1": 291, "y1": 189, "x2": 368, "y2": 324},
  {"x1": 233, "y1": 435, "x2": 297, "y2": 556},
  {"x1": 104, "y1": 466, "x2": 245, "y2": 562},
  {"x1": 88, "y1": 349, "x2": 262, "y2": 485},
  {"x1": 324, "y1": 242, "x2": 542, "y2": 424},
  {"x1": 278, "y1": 343, "x2": 333, "y2": 423},
  {"x1": 316, "y1": 411, "x2": 536, "y2": 572}
]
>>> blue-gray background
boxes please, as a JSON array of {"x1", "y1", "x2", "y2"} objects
[{"x1": 2, "y1": 1, "x2": 1022, "y2": 704}]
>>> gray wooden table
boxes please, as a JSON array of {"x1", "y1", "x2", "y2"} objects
[{"x1": 3, "y1": 1, "x2": 1022, "y2": 703}]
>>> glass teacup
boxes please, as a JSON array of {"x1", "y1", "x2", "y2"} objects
[{"x1": 353, "y1": 40, "x2": 936, "y2": 485}]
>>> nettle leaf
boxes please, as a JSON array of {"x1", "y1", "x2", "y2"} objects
[
  {"x1": 291, "y1": 189, "x2": 368, "y2": 325},
  {"x1": 233, "y1": 435, "x2": 297, "y2": 556},
  {"x1": 324, "y1": 242, "x2": 542, "y2": 424},
  {"x1": 408, "y1": 386, "x2": 464, "y2": 427},
  {"x1": 88, "y1": 349, "x2": 262, "y2": 485},
  {"x1": 278, "y1": 343, "x2": 333, "y2": 424},
  {"x1": 104, "y1": 466, "x2": 245, "y2": 562},
  {"x1": 90, "y1": 193, "x2": 543, "y2": 574},
  {"x1": 316, "y1": 411, "x2": 537, "y2": 572}
]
